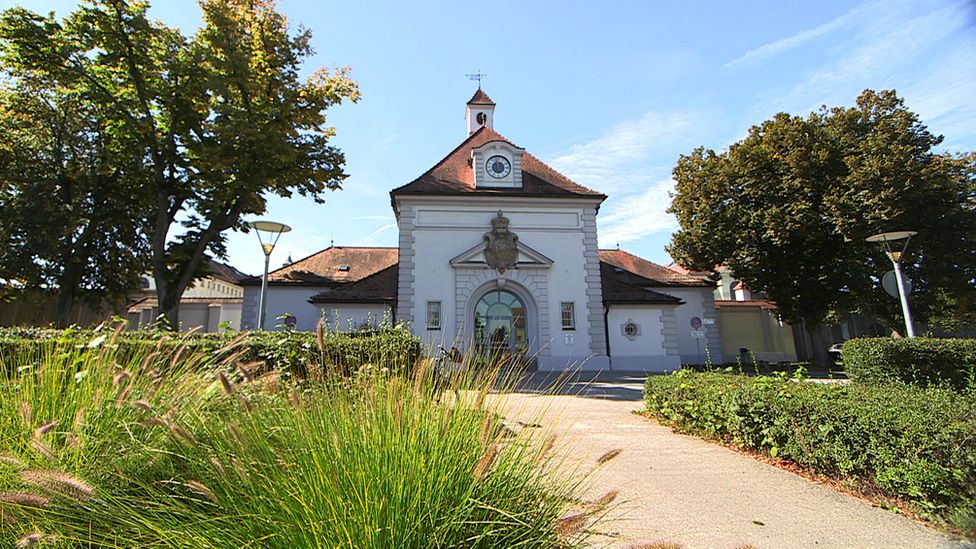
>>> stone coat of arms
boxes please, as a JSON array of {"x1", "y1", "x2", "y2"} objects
[{"x1": 484, "y1": 211, "x2": 518, "y2": 274}]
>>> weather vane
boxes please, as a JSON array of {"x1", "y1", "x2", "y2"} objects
[{"x1": 465, "y1": 71, "x2": 485, "y2": 89}]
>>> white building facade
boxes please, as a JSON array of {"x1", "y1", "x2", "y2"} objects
[{"x1": 242, "y1": 90, "x2": 723, "y2": 371}]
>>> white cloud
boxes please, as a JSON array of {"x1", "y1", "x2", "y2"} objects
[
  {"x1": 731, "y1": 0, "x2": 976, "y2": 152},
  {"x1": 723, "y1": 0, "x2": 875, "y2": 68},
  {"x1": 354, "y1": 222, "x2": 397, "y2": 247},
  {"x1": 597, "y1": 180, "x2": 678, "y2": 247},
  {"x1": 899, "y1": 46, "x2": 976, "y2": 150},
  {"x1": 548, "y1": 110, "x2": 707, "y2": 194}
]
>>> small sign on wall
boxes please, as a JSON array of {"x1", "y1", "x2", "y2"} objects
[{"x1": 691, "y1": 330, "x2": 705, "y2": 338}]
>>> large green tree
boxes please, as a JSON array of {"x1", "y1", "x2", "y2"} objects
[
  {"x1": 668, "y1": 90, "x2": 976, "y2": 345},
  {"x1": 0, "y1": 81, "x2": 149, "y2": 326},
  {"x1": 0, "y1": 0, "x2": 359, "y2": 328}
]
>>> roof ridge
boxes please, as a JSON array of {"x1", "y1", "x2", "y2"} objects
[
  {"x1": 599, "y1": 249, "x2": 710, "y2": 286},
  {"x1": 390, "y1": 127, "x2": 495, "y2": 194},
  {"x1": 330, "y1": 246, "x2": 399, "y2": 250},
  {"x1": 522, "y1": 149, "x2": 602, "y2": 196},
  {"x1": 256, "y1": 245, "x2": 398, "y2": 279},
  {"x1": 391, "y1": 126, "x2": 604, "y2": 198}
]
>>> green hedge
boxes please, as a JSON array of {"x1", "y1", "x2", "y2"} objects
[
  {"x1": 644, "y1": 371, "x2": 976, "y2": 534},
  {"x1": 0, "y1": 326, "x2": 422, "y2": 376},
  {"x1": 842, "y1": 337, "x2": 976, "y2": 391}
]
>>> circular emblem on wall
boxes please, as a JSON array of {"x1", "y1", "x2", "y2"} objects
[
  {"x1": 486, "y1": 155, "x2": 512, "y2": 179},
  {"x1": 622, "y1": 320, "x2": 641, "y2": 340}
]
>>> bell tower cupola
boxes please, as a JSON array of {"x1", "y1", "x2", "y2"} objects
[{"x1": 465, "y1": 88, "x2": 495, "y2": 135}]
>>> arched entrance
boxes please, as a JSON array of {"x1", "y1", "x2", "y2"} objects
[{"x1": 474, "y1": 289, "x2": 527, "y2": 361}]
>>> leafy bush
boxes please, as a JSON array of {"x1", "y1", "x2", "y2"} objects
[
  {"x1": 644, "y1": 371, "x2": 976, "y2": 535},
  {"x1": 0, "y1": 325, "x2": 422, "y2": 377},
  {"x1": 842, "y1": 337, "x2": 976, "y2": 391},
  {"x1": 0, "y1": 332, "x2": 585, "y2": 547}
]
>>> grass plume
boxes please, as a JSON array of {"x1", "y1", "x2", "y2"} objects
[
  {"x1": 32, "y1": 420, "x2": 58, "y2": 438},
  {"x1": 596, "y1": 448, "x2": 622, "y2": 465},
  {"x1": 0, "y1": 491, "x2": 50, "y2": 508},
  {"x1": 20, "y1": 470, "x2": 94, "y2": 501}
]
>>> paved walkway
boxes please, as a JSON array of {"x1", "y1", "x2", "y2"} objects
[{"x1": 493, "y1": 372, "x2": 973, "y2": 549}]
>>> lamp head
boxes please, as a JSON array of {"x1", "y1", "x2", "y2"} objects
[
  {"x1": 248, "y1": 220, "x2": 291, "y2": 257},
  {"x1": 867, "y1": 230, "x2": 916, "y2": 264}
]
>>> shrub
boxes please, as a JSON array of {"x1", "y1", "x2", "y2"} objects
[
  {"x1": 842, "y1": 337, "x2": 976, "y2": 391},
  {"x1": 0, "y1": 325, "x2": 422, "y2": 377},
  {"x1": 644, "y1": 371, "x2": 976, "y2": 535}
]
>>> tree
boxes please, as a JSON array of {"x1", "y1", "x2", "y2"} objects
[
  {"x1": 0, "y1": 0, "x2": 359, "y2": 328},
  {"x1": 0, "y1": 79, "x2": 150, "y2": 326},
  {"x1": 668, "y1": 90, "x2": 976, "y2": 350}
]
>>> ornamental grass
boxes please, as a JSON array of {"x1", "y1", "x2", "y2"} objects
[{"x1": 0, "y1": 325, "x2": 591, "y2": 547}]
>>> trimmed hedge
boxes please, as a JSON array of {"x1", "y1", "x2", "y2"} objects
[
  {"x1": 644, "y1": 371, "x2": 976, "y2": 533},
  {"x1": 0, "y1": 326, "x2": 422, "y2": 376},
  {"x1": 842, "y1": 337, "x2": 976, "y2": 391}
]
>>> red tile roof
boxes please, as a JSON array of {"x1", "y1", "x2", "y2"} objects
[
  {"x1": 666, "y1": 262, "x2": 714, "y2": 278},
  {"x1": 600, "y1": 263, "x2": 683, "y2": 305},
  {"x1": 599, "y1": 249, "x2": 713, "y2": 287},
  {"x1": 390, "y1": 126, "x2": 606, "y2": 199},
  {"x1": 714, "y1": 299, "x2": 778, "y2": 310},
  {"x1": 239, "y1": 247, "x2": 398, "y2": 286},
  {"x1": 467, "y1": 88, "x2": 495, "y2": 105},
  {"x1": 206, "y1": 258, "x2": 249, "y2": 284},
  {"x1": 309, "y1": 265, "x2": 398, "y2": 304}
]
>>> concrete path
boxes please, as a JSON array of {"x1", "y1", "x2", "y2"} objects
[{"x1": 494, "y1": 372, "x2": 973, "y2": 549}]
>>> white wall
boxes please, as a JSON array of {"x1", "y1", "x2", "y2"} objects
[
  {"x1": 606, "y1": 305, "x2": 681, "y2": 372},
  {"x1": 658, "y1": 287, "x2": 723, "y2": 365},
  {"x1": 183, "y1": 276, "x2": 243, "y2": 298},
  {"x1": 317, "y1": 303, "x2": 392, "y2": 332},
  {"x1": 242, "y1": 285, "x2": 324, "y2": 331},
  {"x1": 219, "y1": 303, "x2": 242, "y2": 331},
  {"x1": 398, "y1": 198, "x2": 607, "y2": 370},
  {"x1": 178, "y1": 304, "x2": 208, "y2": 331}
]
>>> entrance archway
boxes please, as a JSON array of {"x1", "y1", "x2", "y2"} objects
[{"x1": 474, "y1": 289, "x2": 527, "y2": 360}]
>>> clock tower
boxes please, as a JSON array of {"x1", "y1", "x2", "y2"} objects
[{"x1": 465, "y1": 88, "x2": 495, "y2": 135}]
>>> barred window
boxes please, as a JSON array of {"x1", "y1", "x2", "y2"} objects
[
  {"x1": 426, "y1": 301, "x2": 442, "y2": 330},
  {"x1": 560, "y1": 302, "x2": 575, "y2": 330}
]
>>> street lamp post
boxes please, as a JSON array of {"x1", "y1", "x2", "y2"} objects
[
  {"x1": 866, "y1": 231, "x2": 917, "y2": 338},
  {"x1": 248, "y1": 220, "x2": 292, "y2": 330}
]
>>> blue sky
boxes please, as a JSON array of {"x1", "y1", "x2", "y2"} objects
[{"x1": 10, "y1": 0, "x2": 976, "y2": 276}]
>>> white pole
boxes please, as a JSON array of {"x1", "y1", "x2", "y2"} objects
[
  {"x1": 891, "y1": 259, "x2": 916, "y2": 338},
  {"x1": 258, "y1": 253, "x2": 270, "y2": 331}
]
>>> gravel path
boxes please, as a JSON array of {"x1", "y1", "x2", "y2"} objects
[{"x1": 494, "y1": 372, "x2": 973, "y2": 549}]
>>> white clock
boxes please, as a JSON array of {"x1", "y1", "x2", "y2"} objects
[{"x1": 486, "y1": 155, "x2": 511, "y2": 179}]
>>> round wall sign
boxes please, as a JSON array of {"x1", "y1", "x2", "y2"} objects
[
  {"x1": 690, "y1": 316, "x2": 703, "y2": 330},
  {"x1": 882, "y1": 270, "x2": 912, "y2": 299}
]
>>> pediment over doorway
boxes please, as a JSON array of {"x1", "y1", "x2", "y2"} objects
[{"x1": 450, "y1": 241, "x2": 553, "y2": 270}]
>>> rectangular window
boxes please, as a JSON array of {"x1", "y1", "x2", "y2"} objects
[
  {"x1": 426, "y1": 301, "x2": 442, "y2": 330},
  {"x1": 560, "y1": 302, "x2": 575, "y2": 330}
]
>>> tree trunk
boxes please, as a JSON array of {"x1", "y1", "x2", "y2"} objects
[
  {"x1": 157, "y1": 284, "x2": 180, "y2": 331},
  {"x1": 55, "y1": 262, "x2": 83, "y2": 328},
  {"x1": 54, "y1": 286, "x2": 76, "y2": 328},
  {"x1": 805, "y1": 325, "x2": 831, "y2": 368}
]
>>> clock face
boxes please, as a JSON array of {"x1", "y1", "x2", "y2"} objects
[{"x1": 486, "y1": 155, "x2": 512, "y2": 179}]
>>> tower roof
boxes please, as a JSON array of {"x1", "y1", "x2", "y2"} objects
[
  {"x1": 467, "y1": 88, "x2": 496, "y2": 106},
  {"x1": 390, "y1": 126, "x2": 605, "y2": 199}
]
